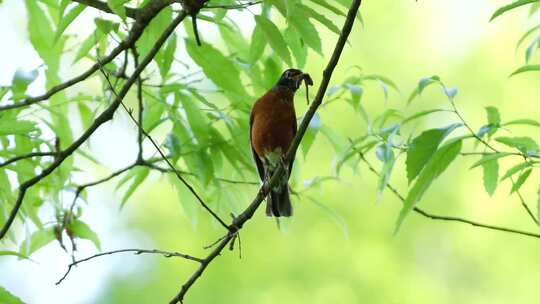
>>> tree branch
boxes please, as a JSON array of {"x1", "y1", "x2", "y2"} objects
[
  {"x1": 56, "y1": 248, "x2": 202, "y2": 285},
  {"x1": 0, "y1": 9, "x2": 189, "y2": 240},
  {"x1": 168, "y1": 1, "x2": 364, "y2": 303},
  {"x1": 356, "y1": 151, "x2": 540, "y2": 239}
]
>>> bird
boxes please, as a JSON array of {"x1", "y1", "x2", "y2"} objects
[{"x1": 250, "y1": 68, "x2": 313, "y2": 217}]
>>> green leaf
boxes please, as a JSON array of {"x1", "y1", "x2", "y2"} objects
[
  {"x1": 107, "y1": 0, "x2": 130, "y2": 20},
  {"x1": 0, "y1": 286, "x2": 24, "y2": 304},
  {"x1": 470, "y1": 152, "x2": 513, "y2": 168},
  {"x1": 402, "y1": 109, "x2": 447, "y2": 125},
  {"x1": 11, "y1": 69, "x2": 38, "y2": 99},
  {"x1": 490, "y1": 0, "x2": 540, "y2": 21},
  {"x1": 25, "y1": 0, "x2": 56, "y2": 66},
  {"x1": 73, "y1": 28, "x2": 106, "y2": 63},
  {"x1": 219, "y1": 21, "x2": 250, "y2": 62},
  {"x1": 290, "y1": 17, "x2": 322, "y2": 54},
  {"x1": 0, "y1": 251, "x2": 30, "y2": 260},
  {"x1": 309, "y1": 198, "x2": 349, "y2": 238},
  {"x1": 485, "y1": 106, "x2": 501, "y2": 126},
  {"x1": 377, "y1": 145, "x2": 396, "y2": 196},
  {"x1": 137, "y1": 6, "x2": 172, "y2": 59},
  {"x1": 510, "y1": 65, "x2": 540, "y2": 76},
  {"x1": 516, "y1": 24, "x2": 540, "y2": 51},
  {"x1": 510, "y1": 168, "x2": 532, "y2": 193},
  {"x1": 481, "y1": 158, "x2": 499, "y2": 196},
  {"x1": 54, "y1": 4, "x2": 86, "y2": 42},
  {"x1": 495, "y1": 136, "x2": 538, "y2": 153},
  {"x1": 537, "y1": 184, "x2": 540, "y2": 223},
  {"x1": 155, "y1": 33, "x2": 177, "y2": 78},
  {"x1": 396, "y1": 139, "x2": 463, "y2": 233},
  {"x1": 249, "y1": 23, "x2": 267, "y2": 64},
  {"x1": 503, "y1": 118, "x2": 540, "y2": 128},
  {"x1": 407, "y1": 75, "x2": 441, "y2": 104},
  {"x1": 284, "y1": 26, "x2": 307, "y2": 68},
  {"x1": 185, "y1": 39, "x2": 248, "y2": 100},
  {"x1": 170, "y1": 175, "x2": 200, "y2": 228},
  {"x1": 20, "y1": 228, "x2": 56, "y2": 256},
  {"x1": 309, "y1": 0, "x2": 346, "y2": 16},
  {"x1": 121, "y1": 167, "x2": 150, "y2": 207},
  {"x1": 68, "y1": 219, "x2": 101, "y2": 250},
  {"x1": 0, "y1": 120, "x2": 37, "y2": 136},
  {"x1": 501, "y1": 162, "x2": 532, "y2": 180},
  {"x1": 406, "y1": 124, "x2": 461, "y2": 183},
  {"x1": 525, "y1": 37, "x2": 540, "y2": 63},
  {"x1": 299, "y1": 4, "x2": 341, "y2": 35},
  {"x1": 254, "y1": 15, "x2": 292, "y2": 66},
  {"x1": 180, "y1": 95, "x2": 210, "y2": 144}
]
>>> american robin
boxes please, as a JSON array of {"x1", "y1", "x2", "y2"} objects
[{"x1": 250, "y1": 69, "x2": 313, "y2": 217}]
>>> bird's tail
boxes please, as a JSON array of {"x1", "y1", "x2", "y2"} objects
[{"x1": 265, "y1": 173, "x2": 292, "y2": 217}]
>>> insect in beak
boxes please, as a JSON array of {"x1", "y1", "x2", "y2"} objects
[{"x1": 295, "y1": 73, "x2": 313, "y2": 104}]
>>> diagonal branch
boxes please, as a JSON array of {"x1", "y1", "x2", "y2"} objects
[
  {"x1": 0, "y1": 0, "x2": 174, "y2": 112},
  {"x1": 168, "y1": 1, "x2": 364, "y2": 303},
  {"x1": 0, "y1": 9, "x2": 189, "y2": 240},
  {"x1": 56, "y1": 248, "x2": 203, "y2": 285}
]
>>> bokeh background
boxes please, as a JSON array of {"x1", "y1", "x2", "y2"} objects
[{"x1": 2, "y1": 0, "x2": 540, "y2": 303}]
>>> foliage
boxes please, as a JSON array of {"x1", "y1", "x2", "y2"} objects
[{"x1": 2, "y1": 0, "x2": 540, "y2": 301}]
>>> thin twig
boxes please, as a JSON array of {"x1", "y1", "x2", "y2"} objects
[
  {"x1": 56, "y1": 248, "x2": 203, "y2": 285},
  {"x1": 0, "y1": 152, "x2": 57, "y2": 168},
  {"x1": 168, "y1": 1, "x2": 364, "y2": 303},
  {"x1": 204, "y1": 1, "x2": 262, "y2": 9}
]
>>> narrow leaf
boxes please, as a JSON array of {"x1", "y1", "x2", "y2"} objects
[
  {"x1": 481, "y1": 158, "x2": 499, "y2": 196},
  {"x1": 254, "y1": 15, "x2": 292, "y2": 66},
  {"x1": 490, "y1": 0, "x2": 540, "y2": 21},
  {"x1": 511, "y1": 168, "x2": 532, "y2": 193},
  {"x1": 510, "y1": 65, "x2": 540, "y2": 76},
  {"x1": 68, "y1": 219, "x2": 101, "y2": 250},
  {"x1": 396, "y1": 139, "x2": 463, "y2": 233}
]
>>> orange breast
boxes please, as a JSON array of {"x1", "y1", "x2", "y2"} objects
[{"x1": 251, "y1": 90, "x2": 297, "y2": 158}]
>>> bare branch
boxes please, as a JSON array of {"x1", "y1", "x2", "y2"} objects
[
  {"x1": 169, "y1": 1, "x2": 364, "y2": 303},
  {"x1": 0, "y1": 9, "x2": 189, "y2": 240},
  {"x1": 56, "y1": 248, "x2": 203, "y2": 285}
]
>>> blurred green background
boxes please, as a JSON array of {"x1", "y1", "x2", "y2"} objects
[{"x1": 2, "y1": 0, "x2": 540, "y2": 303}]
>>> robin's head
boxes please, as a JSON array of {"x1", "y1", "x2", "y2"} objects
[{"x1": 275, "y1": 69, "x2": 313, "y2": 92}]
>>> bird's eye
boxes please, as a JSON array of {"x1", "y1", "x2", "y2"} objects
[{"x1": 284, "y1": 71, "x2": 291, "y2": 78}]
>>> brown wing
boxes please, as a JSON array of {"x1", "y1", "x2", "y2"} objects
[{"x1": 250, "y1": 110, "x2": 265, "y2": 181}]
